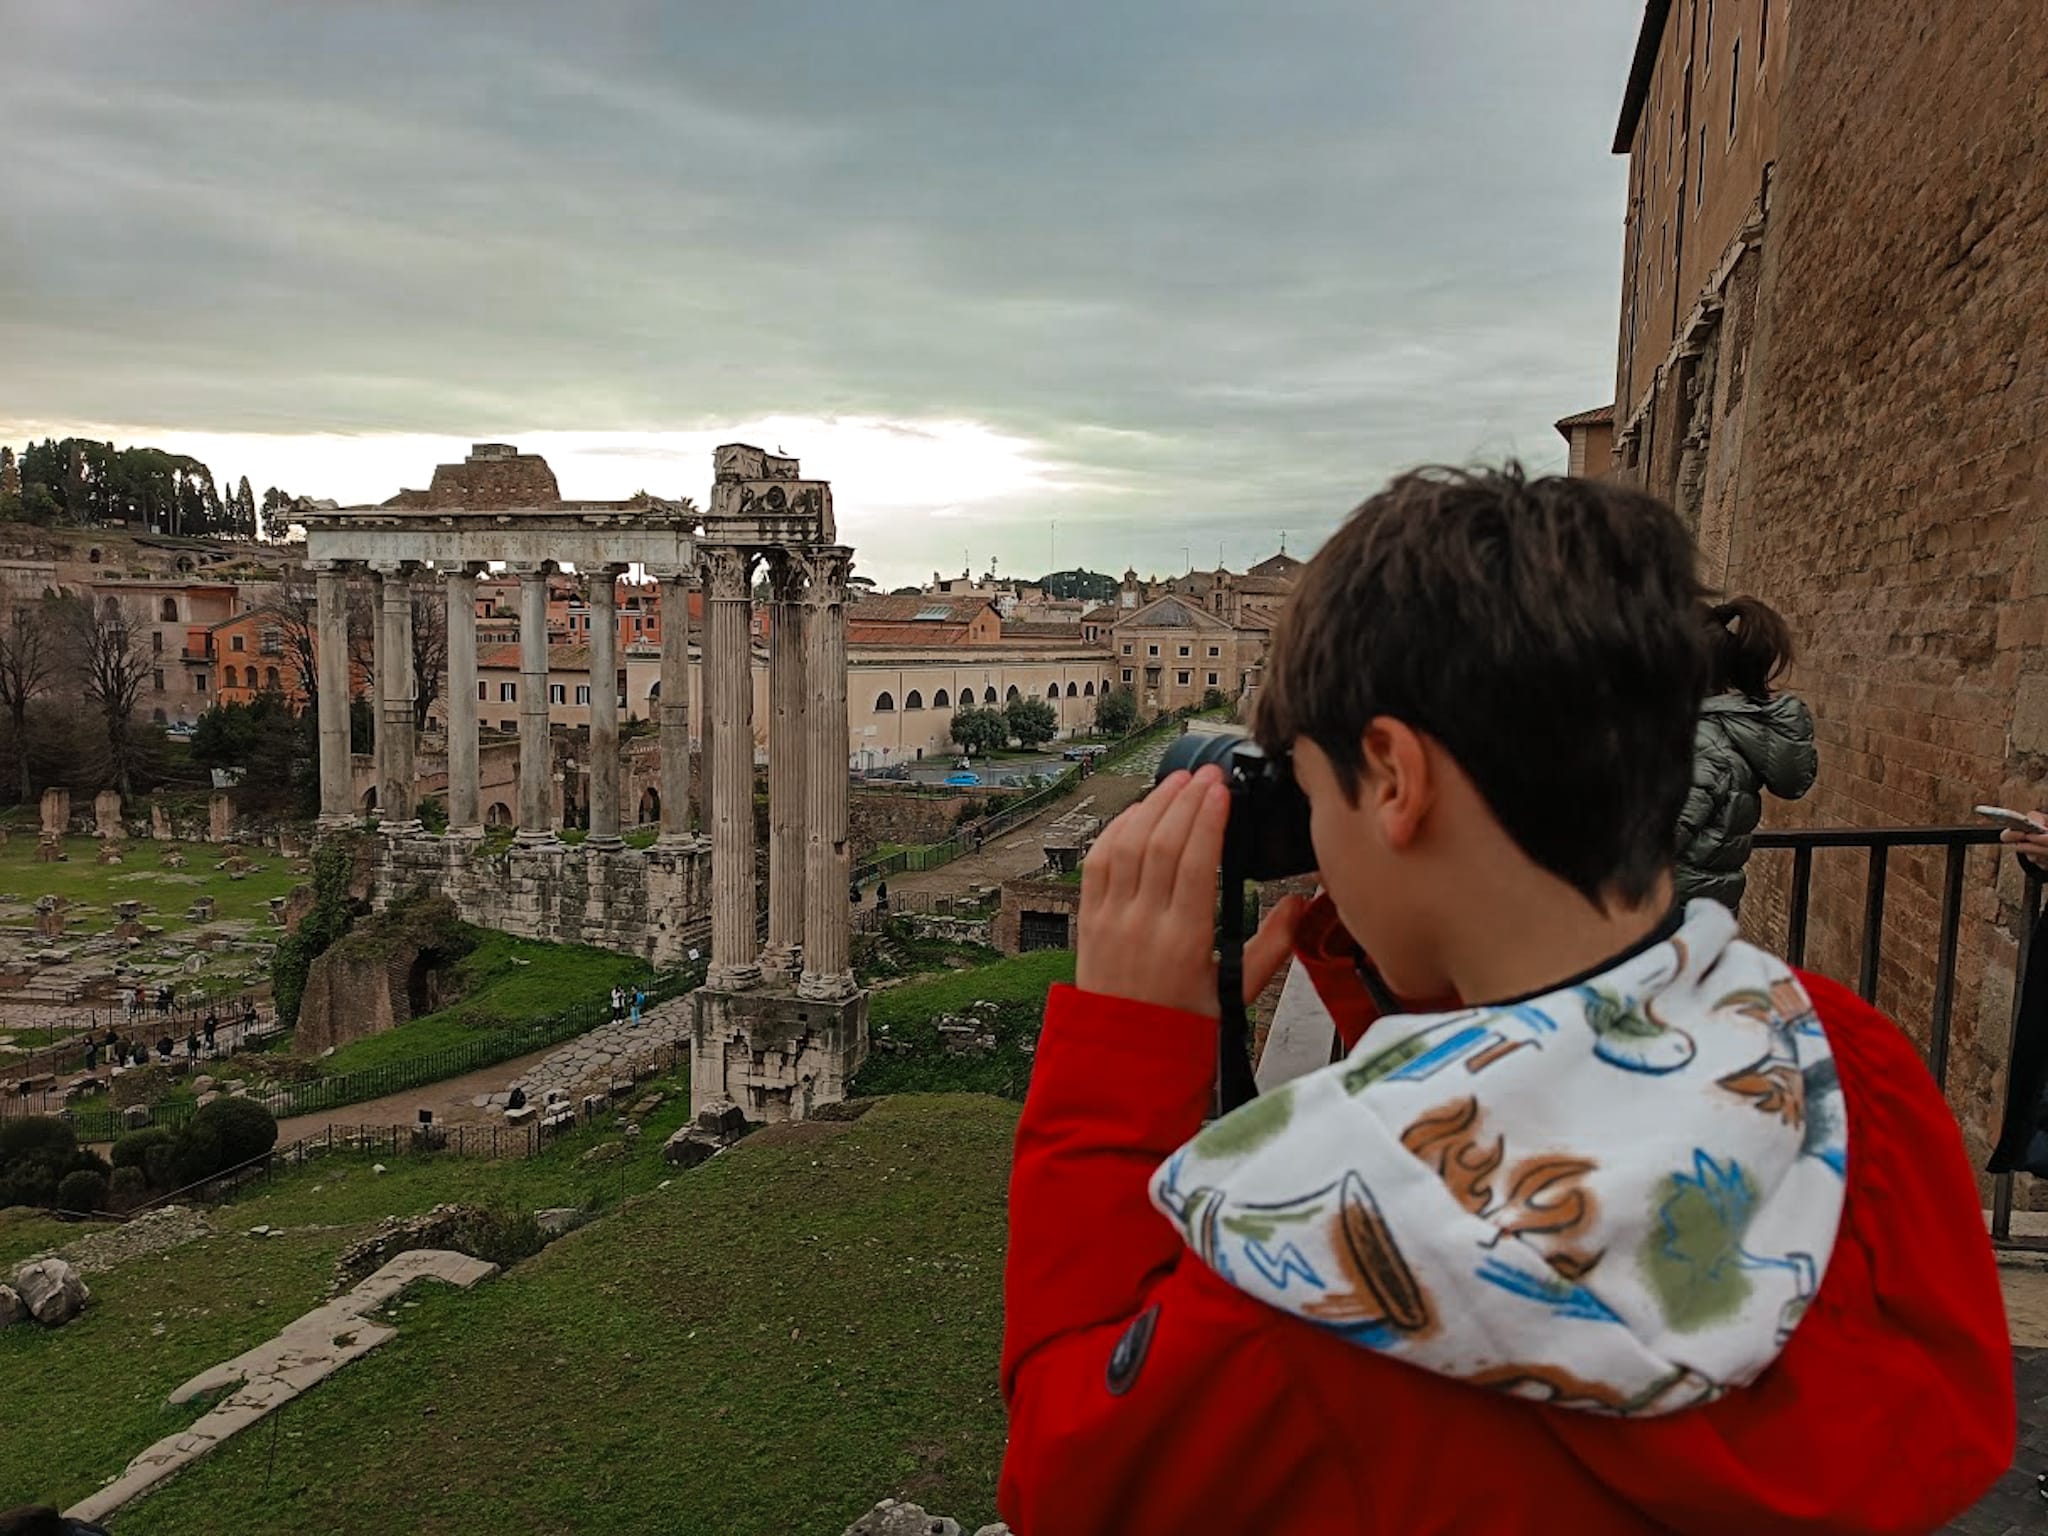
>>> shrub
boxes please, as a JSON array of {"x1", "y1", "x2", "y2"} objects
[
  {"x1": 0, "y1": 1116, "x2": 81, "y2": 1207},
  {"x1": 453, "y1": 1203, "x2": 546, "y2": 1269},
  {"x1": 949, "y1": 705, "x2": 1010, "y2": 759},
  {"x1": 106, "y1": 1165, "x2": 150, "y2": 1213},
  {"x1": 1201, "y1": 687, "x2": 1232, "y2": 713},
  {"x1": 56, "y1": 1169, "x2": 108, "y2": 1216},
  {"x1": 190, "y1": 1097, "x2": 278, "y2": 1169},
  {"x1": 272, "y1": 836, "x2": 362, "y2": 1027},
  {"x1": 112, "y1": 1125, "x2": 175, "y2": 1174},
  {"x1": 163, "y1": 1120, "x2": 224, "y2": 1192},
  {"x1": 1096, "y1": 686, "x2": 1138, "y2": 737}
]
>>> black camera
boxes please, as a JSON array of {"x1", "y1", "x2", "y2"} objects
[{"x1": 1156, "y1": 730, "x2": 1317, "y2": 880}]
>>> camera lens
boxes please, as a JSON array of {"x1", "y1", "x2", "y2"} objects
[
  {"x1": 1157, "y1": 729, "x2": 1247, "y2": 781},
  {"x1": 1155, "y1": 729, "x2": 1317, "y2": 881}
]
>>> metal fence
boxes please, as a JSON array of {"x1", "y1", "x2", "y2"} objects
[
  {"x1": 6, "y1": 991, "x2": 281, "y2": 1082},
  {"x1": 8, "y1": 964, "x2": 702, "y2": 1142},
  {"x1": 1751, "y1": 824, "x2": 2043, "y2": 1245}
]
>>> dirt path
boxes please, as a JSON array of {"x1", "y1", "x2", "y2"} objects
[
  {"x1": 271, "y1": 1041, "x2": 570, "y2": 1144},
  {"x1": 885, "y1": 765, "x2": 1156, "y2": 902}
]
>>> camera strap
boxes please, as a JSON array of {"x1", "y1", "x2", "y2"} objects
[{"x1": 1214, "y1": 825, "x2": 1259, "y2": 1118}]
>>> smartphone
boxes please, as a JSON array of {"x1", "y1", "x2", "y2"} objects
[{"x1": 1975, "y1": 806, "x2": 2041, "y2": 833}]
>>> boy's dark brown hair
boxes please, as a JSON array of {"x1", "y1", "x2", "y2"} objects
[{"x1": 1256, "y1": 464, "x2": 1708, "y2": 908}]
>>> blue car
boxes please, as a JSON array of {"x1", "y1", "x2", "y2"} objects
[{"x1": 944, "y1": 771, "x2": 981, "y2": 787}]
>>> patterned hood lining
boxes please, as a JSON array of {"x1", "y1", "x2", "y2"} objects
[{"x1": 1150, "y1": 901, "x2": 1849, "y2": 1417}]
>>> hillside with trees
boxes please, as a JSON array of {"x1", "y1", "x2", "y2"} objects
[{"x1": 0, "y1": 439, "x2": 308, "y2": 540}]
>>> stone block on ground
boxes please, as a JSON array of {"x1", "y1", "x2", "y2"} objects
[
  {"x1": 533, "y1": 1208, "x2": 584, "y2": 1239},
  {"x1": 0, "y1": 1284, "x2": 24, "y2": 1329},
  {"x1": 504, "y1": 1104, "x2": 536, "y2": 1126},
  {"x1": 696, "y1": 1097, "x2": 749, "y2": 1142},
  {"x1": 122, "y1": 1105, "x2": 151, "y2": 1130},
  {"x1": 12, "y1": 1258, "x2": 90, "y2": 1327},
  {"x1": 841, "y1": 1503, "x2": 962, "y2": 1536},
  {"x1": 661, "y1": 1126, "x2": 721, "y2": 1169}
]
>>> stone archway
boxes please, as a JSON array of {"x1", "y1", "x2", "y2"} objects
[
  {"x1": 485, "y1": 801, "x2": 512, "y2": 828},
  {"x1": 638, "y1": 786, "x2": 660, "y2": 824},
  {"x1": 361, "y1": 786, "x2": 378, "y2": 813}
]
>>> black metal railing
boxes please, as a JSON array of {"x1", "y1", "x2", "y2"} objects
[{"x1": 1752, "y1": 824, "x2": 2043, "y2": 1244}]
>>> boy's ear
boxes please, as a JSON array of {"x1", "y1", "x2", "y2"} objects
[{"x1": 1359, "y1": 717, "x2": 1432, "y2": 851}]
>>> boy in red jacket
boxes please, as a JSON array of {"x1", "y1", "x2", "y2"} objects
[{"x1": 1000, "y1": 467, "x2": 2014, "y2": 1534}]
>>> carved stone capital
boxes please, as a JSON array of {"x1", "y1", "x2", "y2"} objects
[{"x1": 702, "y1": 545, "x2": 754, "y2": 601}]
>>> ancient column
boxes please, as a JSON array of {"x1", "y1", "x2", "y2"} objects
[
  {"x1": 313, "y1": 562, "x2": 354, "y2": 826},
  {"x1": 760, "y1": 553, "x2": 809, "y2": 984},
  {"x1": 444, "y1": 566, "x2": 481, "y2": 837},
  {"x1": 799, "y1": 547, "x2": 855, "y2": 1000},
  {"x1": 585, "y1": 566, "x2": 621, "y2": 849},
  {"x1": 516, "y1": 566, "x2": 555, "y2": 842},
  {"x1": 374, "y1": 563, "x2": 419, "y2": 833},
  {"x1": 705, "y1": 545, "x2": 760, "y2": 990},
  {"x1": 655, "y1": 569, "x2": 694, "y2": 846}
]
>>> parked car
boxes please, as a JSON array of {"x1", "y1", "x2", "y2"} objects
[
  {"x1": 944, "y1": 771, "x2": 981, "y2": 788},
  {"x1": 1061, "y1": 743, "x2": 1111, "y2": 761}
]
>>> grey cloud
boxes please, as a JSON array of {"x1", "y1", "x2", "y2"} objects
[{"x1": 0, "y1": 0, "x2": 1636, "y2": 581}]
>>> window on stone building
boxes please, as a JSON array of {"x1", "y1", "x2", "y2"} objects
[
  {"x1": 501, "y1": 719, "x2": 514, "y2": 732},
  {"x1": 478, "y1": 681, "x2": 487, "y2": 700},
  {"x1": 160, "y1": 598, "x2": 178, "y2": 621},
  {"x1": 1208, "y1": 646, "x2": 1220, "y2": 658},
  {"x1": 983, "y1": 687, "x2": 998, "y2": 704},
  {"x1": 933, "y1": 688, "x2": 950, "y2": 709},
  {"x1": 1178, "y1": 645, "x2": 1190, "y2": 657},
  {"x1": 1084, "y1": 681, "x2": 1095, "y2": 697},
  {"x1": 1728, "y1": 38, "x2": 1740, "y2": 138},
  {"x1": 265, "y1": 667, "x2": 280, "y2": 690},
  {"x1": 1122, "y1": 669, "x2": 1133, "y2": 684},
  {"x1": 231, "y1": 634, "x2": 245, "y2": 652},
  {"x1": 1207, "y1": 673, "x2": 1219, "y2": 687},
  {"x1": 1121, "y1": 643, "x2": 1132, "y2": 655},
  {"x1": 224, "y1": 666, "x2": 238, "y2": 689},
  {"x1": 151, "y1": 631, "x2": 163, "y2": 653},
  {"x1": 549, "y1": 683, "x2": 566, "y2": 704},
  {"x1": 905, "y1": 690, "x2": 924, "y2": 711},
  {"x1": 1148, "y1": 644, "x2": 1159, "y2": 657},
  {"x1": 262, "y1": 629, "x2": 282, "y2": 654},
  {"x1": 1066, "y1": 682, "x2": 1078, "y2": 697},
  {"x1": 153, "y1": 669, "x2": 164, "y2": 691},
  {"x1": 875, "y1": 691, "x2": 896, "y2": 712},
  {"x1": 501, "y1": 682, "x2": 516, "y2": 702},
  {"x1": 1006, "y1": 685, "x2": 1020, "y2": 702},
  {"x1": 1177, "y1": 671, "x2": 1191, "y2": 687},
  {"x1": 194, "y1": 673, "x2": 208, "y2": 693},
  {"x1": 576, "y1": 686, "x2": 590, "y2": 704}
]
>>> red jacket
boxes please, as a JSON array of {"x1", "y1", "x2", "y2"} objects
[{"x1": 1000, "y1": 899, "x2": 2014, "y2": 1534}]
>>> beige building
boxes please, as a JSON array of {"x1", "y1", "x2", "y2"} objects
[
  {"x1": 1555, "y1": 404, "x2": 1617, "y2": 478},
  {"x1": 1110, "y1": 596, "x2": 1257, "y2": 717},
  {"x1": 848, "y1": 646, "x2": 1114, "y2": 767}
]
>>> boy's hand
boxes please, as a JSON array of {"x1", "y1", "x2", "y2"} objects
[
  {"x1": 1077, "y1": 767, "x2": 1306, "y2": 1018},
  {"x1": 2002, "y1": 811, "x2": 2048, "y2": 872}
]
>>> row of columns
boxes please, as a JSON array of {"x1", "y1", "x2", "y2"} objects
[{"x1": 308, "y1": 547, "x2": 854, "y2": 999}]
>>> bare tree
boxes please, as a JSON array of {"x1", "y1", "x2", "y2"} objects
[
  {"x1": 60, "y1": 595, "x2": 152, "y2": 794},
  {"x1": 0, "y1": 599, "x2": 56, "y2": 800},
  {"x1": 411, "y1": 585, "x2": 447, "y2": 733},
  {"x1": 267, "y1": 576, "x2": 321, "y2": 713}
]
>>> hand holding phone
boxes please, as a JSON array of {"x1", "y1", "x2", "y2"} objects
[{"x1": 1976, "y1": 806, "x2": 2045, "y2": 833}]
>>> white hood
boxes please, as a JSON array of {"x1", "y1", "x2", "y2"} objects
[{"x1": 1150, "y1": 901, "x2": 1848, "y2": 1417}]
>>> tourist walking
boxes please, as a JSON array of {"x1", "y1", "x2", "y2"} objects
[
  {"x1": 875, "y1": 879, "x2": 890, "y2": 914},
  {"x1": 610, "y1": 985, "x2": 624, "y2": 1024},
  {"x1": 83, "y1": 1040, "x2": 97, "y2": 1074},
  {"x1": 185, "y1": 1029, "x2": 200, "y2": 1059},
  {"x1": 127, "y1": 986, "x2": 143, "y2": 1022},
  {"x1": 631, "y1": 985, "x2": 645, "y2": 1026},
  {"x1": 203, "y1": 1010, "x2": 218, "y2": 1055},
  {"x1": 1674, "y1": 596, "x2": 1817, "y2": 915}
]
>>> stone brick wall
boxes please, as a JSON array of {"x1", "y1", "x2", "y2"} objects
[
  {"x1": 372, "y1": 836, "x2": 712, "y2": 970},
  {"x1": 994, "y1": 878, "x2": 1081, "y2": 955},
  {"x1": 1722, "y1": 0, "x2": 2048, "y2": 1167},
  {"x1": 848, "y1": 787, "x2": 1004, "y2": 858}
]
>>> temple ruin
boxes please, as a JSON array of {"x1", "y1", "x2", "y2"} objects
[{"x1": 299, "y1": 443, "x2": 866, "y2": 1122}]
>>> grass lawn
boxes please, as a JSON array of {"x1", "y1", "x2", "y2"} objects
[
  {"x1": 316, "y1": 931, "x2": 652, "y2": 1076},
  {"x1": 4, "y1": 1093, "x2": 1017, "y2": 1535},
  {"x1": 0, "y1": 1071, "x2": 707, "y2": 1519},
  {"x1": 0, "y1": 835, "x2": 302, "y2": 936},
  {"x1": 868, "y1": 949, "x2": 1073, "y2": 1033}
]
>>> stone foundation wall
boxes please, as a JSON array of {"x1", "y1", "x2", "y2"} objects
[
  {"x1": 690, "y1": 985, "x2": 869, "y2": 1123},
  {"x1": 993, "y1": 877, "x2": 1082, "y2": 955},
  {"x1": 849, "y1": 788, "x2": 976, "y2": 858},
  {"x1": 371, "y1": 835, "x2": 712, "y2": 969}
]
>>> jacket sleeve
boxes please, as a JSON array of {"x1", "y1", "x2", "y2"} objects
[
  {"x1": 1761, "y1": 695, "x2": 1819, "y2": 800},
  {"x1": 1000, "y1": 985, "x2": 1355, "y2": 1534}
]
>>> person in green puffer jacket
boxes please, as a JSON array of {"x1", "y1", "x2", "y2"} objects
[{"x1": 1674, "y1": 596, "x2": 1817, "y2": 913}]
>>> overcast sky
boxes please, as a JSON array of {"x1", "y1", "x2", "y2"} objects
[{"x1": 0, "y1": 1, "x2": 1637, "y2": 588}]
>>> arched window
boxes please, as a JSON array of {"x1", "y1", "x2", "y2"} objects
[
  {"x1": 159, "y1": 598, "x2": 178, "y2": 621},
  {"x1": 1006, "y1": 685, "x2": 1021, "y2": 702},
  {"x1": 223, "y1": 666, "x2": 238, "y2": 688},
  {"x1": 933, "y1": 688, "x2": 951, "y2": 710},
  {"x1": 983, "y1": 687, "x2": 999, "y2": 705},
  {"x1": 875, "y1": 691, "x2": 896, "y2": 713},
  {"x1": 904, "y1": 690, "x2": 924, "y2": 711},
  {"x1": 1066, "y1": 682, "x2": 1079, "y2": 697},
  {"x1": 637, "y1": 787, "x2": 660, "y2": 824},
  {"x1": 1084, "y1": 681, "x2": 1096, "y2": 697},
  {"x1": 88, "y1": 548, "x2": 102, "y2": 565},
  {"x1": 1045, "y1": 683, "x2": 1058, "y2": 699}
]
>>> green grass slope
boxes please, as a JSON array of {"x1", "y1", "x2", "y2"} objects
[{"x1": 9, "y1": 1094, "x2": 1016, "y2": 1536}]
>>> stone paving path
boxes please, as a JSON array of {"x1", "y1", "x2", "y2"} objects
[
  {"x1": 504, "y1": 997, "x2": 693, "y2": 1107},
  {"x1": 66, "y1": 1249, "x2": 497, "y2": 1527}
]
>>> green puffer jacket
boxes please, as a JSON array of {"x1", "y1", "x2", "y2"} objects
[{"x1": 1674, "y1": 691, "x2": 1818, "y2": 913}]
